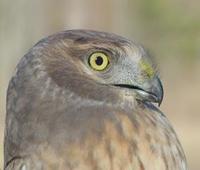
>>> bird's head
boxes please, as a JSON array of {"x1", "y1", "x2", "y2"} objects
[{"x1": 32, "y1": 30, "x2": 163, "y2": 105}]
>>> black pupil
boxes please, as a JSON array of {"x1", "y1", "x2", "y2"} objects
[{"x1": 95, "y1": 56, "x2": 104, "y2": 65}]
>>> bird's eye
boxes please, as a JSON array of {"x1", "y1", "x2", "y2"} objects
[{"x1": 88, "y1": 52, "x2": 109, "y2": 71}]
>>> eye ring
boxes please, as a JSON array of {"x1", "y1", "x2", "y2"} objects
[{"x1": 88, "y1": 52, "x2": 110, "y2": 71}]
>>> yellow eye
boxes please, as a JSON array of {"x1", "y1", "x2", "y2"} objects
[{"x1": 88, "y1": 52, "x2": 109, "y2": 71}]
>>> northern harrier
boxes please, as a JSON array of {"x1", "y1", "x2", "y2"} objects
[{"x1": 4, "y1": 30, "x2": 188, "y2": 170}]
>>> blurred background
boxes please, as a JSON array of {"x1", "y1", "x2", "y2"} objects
[{"x1": 0, "y1": 0, "x2": 199, "y2": 169}]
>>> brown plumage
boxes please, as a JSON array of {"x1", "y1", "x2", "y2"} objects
[{"x1": 4, "y1": 30, "x2": 187, "y2": 170}]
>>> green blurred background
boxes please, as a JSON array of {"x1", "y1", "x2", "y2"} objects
[{"x1": 0, "y1": 0, "x2": 200, "y2": 169}]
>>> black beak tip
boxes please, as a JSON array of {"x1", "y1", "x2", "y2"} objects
[
  {"x1": 158, "y1": 97, "x2": 163, "y2": 107},
  {"x1": 157, "y1": 78, "x2": 164, "y2": 106}
]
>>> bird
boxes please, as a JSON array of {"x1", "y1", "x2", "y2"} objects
[{"x1": 4, "y1": 30, "x2": 188, "y2": 170}]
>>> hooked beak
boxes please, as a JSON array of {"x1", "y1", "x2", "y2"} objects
[{"x1": 113, "y1": 77, "x2": 164, "y2": 106}]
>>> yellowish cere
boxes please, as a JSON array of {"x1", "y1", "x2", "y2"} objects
[
  {"x1": 89, "y1": 52, "x2": 109, "y2": 71},
  {"x1": 139, "y1": 60, "x2": 155, "y2": 78}
]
